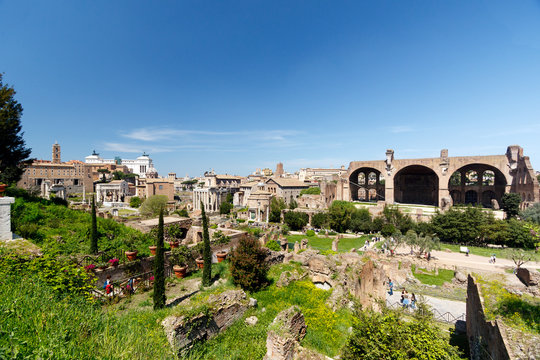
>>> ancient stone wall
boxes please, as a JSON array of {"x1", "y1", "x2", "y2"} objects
[{"x1": 466, "y1": 275, "x2": 512, "y2": 360}]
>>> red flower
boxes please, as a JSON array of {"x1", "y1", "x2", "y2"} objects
[
  {"x1": 108, "y1": 258, "x2": 120, "y2": 266},
  {"x1": 85, "y1": 264, "x2": 96, "y2": 271}
]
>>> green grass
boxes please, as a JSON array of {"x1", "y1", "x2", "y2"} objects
[
  {"x1": 286, "y1": 234, "x2": 367, "y2": 252},
  {"x1": 186, "y1": 262, "x2": 353, "y2": 359},
  {"x1": 411, "y1": 264, "x2": 455, "y2": 286},
  {"x1": 442, "y1": 243, "x2": 540, "y2": 262}
]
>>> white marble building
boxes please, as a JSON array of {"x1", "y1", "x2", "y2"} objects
[{"x1": 85, "y1": 151, "x2": 155, "y2": 178}]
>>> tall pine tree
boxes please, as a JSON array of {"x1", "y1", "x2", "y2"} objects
[
  {"x1": 90, "y1": 195, "x2": 98, "y2": 254},
  {"x1": 201, "y1": 201, "x2": 212, "y2": 286},
  {"x1": 0, "y1": 74, "x2": 32, "y2": 185},
  {"x1": 153, "y1": 207, "x2": 166, "y2": 309}
]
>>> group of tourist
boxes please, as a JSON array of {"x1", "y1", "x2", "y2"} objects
[{"x1": 387, "y1": 279, "x2": 416, "y2": 309}]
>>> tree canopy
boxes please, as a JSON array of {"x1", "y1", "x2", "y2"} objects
[{"x1": 0, "y1": 74, "x2": 32, "y2": 184}]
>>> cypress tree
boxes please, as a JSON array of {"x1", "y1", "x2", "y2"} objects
[
  {"x1": 90, "y1": 195, "x2": 98, "y2": 254},
  {"x1": 201, "y1": 201, "x2": 212, "y2": 286},
  {"x1": 153, "y1": 207, "x2": 166, "y2": 309}
]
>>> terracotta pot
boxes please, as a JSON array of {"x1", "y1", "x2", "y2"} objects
[
  {"x1": 173, "y1": 265, "x2": 187, "y2": 278},
  {"x1": 149, "y1": 245, "x2": 157, "y2": 255},
  {"x1": 125, "y1": 250, "x2": 138, "y2": 261},
  {"x1": 0, "y1": 184, "x2": 6, "y2": 197},
  {"x1": 196, "y1": 258, "x2": 204, "y2": 269},
  {"x1": 216, "y1": 252, "x2": 228, "y2": 263},
  {"x1": 169, "y1": 241, "x2": 179, "y2": 249}
]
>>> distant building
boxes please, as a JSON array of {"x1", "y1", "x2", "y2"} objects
[
  {"x1": 275, "y1": 162, "x2": 284, "y2": 177},
  {"x1": 298, "y1": 166, "x2": 347, "y2": 182},
  {"x1": 85, "y1": 151, "x2": 155, "y2": 178},
  {"x1": 265, "y1": 178, "x2": 309, "y2": 205},
  {"x1": 18, "y1": 143, "x2": 94, "y2": 195},
  {"x1": 192, "y1": 170, "x2": 244, "y2": 212}
]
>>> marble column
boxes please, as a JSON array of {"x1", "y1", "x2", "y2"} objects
[{"x1": 0, "y1": 197, "x2": 15, "y2": 240}]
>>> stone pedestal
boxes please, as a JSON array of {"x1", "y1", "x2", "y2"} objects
[{"x1": 0, "y1": 197, "x2": 15, "y2": 241}]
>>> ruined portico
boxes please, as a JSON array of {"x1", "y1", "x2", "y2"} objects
[{"x1": 338, "y1": 145, "x2": 539, "y2": 209}]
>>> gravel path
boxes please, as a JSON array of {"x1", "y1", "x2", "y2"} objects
[{"x1": 386, "y1": 290, "x2": 466, "y2": 321}]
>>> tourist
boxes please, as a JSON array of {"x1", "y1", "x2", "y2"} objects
[
  {"x1": 402, "y1": 290, "x2": 410, "y2": 307},
  {"x1": 104, "y1": 275, "x2": 113, "y2": 294},
  {"x1": 388, "y1": 278, "x2": 394, "y2": 295},
  {"x1": 493, "y1": 254, "x2": 496, "y2": 263},
  {"x1": 427, "y1": 252, "x2": 431, "y2": 261},
  {"x1": 466, "y1": 248, "x2": 470, "y2": 257},
  {"x1": 410, "y1": 293, "x2": 416, "y2": 309}
]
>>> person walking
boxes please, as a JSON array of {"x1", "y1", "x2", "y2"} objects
[
  {"x1": 388, "y1": 278, "x2": 394, "y2": 295},
  {"x1": 410, "y1": 293, "x2": 416, "y2": 309}
]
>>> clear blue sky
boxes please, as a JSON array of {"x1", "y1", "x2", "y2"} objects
[{"x1": 1, "y1": 0, "x2": 540, "y2": 176}]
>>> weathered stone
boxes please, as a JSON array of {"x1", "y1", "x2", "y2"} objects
[
  {"x1": 300, "y1": 238, "x2": 308, "y2": 249},
  {"x1": 245, "y1": 316, "x2": 258, "y2": 326},
  {"x1": 454, "y1": 271, "x2": 467, "y2": 283},
  {"x1": 264, "y1": 306, "x2": 307, "y2": 360},
  {"x1": 277, "y1": 270, "x2": 306, "y2": 288},
  {"x1": 331, "y1": 239, "x2": 339, "y2": 252},
  {"x1": 280, "y1": 238, "x2": 289, "y2": 251},
  {"x1": 264, "y1": 248, "x2": 285, "y2": 266},
  {"x1": 294, "y1": 241, "x2": 300, "y2": 253},
  {"x1": 162, "y1": 289, "x2": 253, "y2": 356},
  {"x1": 249, "y1": 297, "x2": 258, "y2": 307}
]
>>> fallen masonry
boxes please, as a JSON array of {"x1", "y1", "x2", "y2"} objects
[
  {"x1": 162, "y1": 289, "x2": 256, "y2": 356},
  {"x1": 264, "y1": 306, "x2": 307, "y2": 360}
]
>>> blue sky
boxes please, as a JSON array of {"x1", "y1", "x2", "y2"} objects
[{"x1": 1, "y1": 0, "x2": 540, "y2": 176}]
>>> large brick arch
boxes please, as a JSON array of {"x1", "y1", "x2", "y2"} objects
[{"x1": 393, "y1": 165, "x2": 439, "y2": 206}]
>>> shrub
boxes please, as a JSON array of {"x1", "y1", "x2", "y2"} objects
[
  {"x1": 284, "y1": 211, "x2": 309, "y2": 231},
  {"x1": 306, "y1": 229, "x2": 315, "y2": 237},
  {"x1": 153, "y1": 208, "x2": 166, "y2": 309},
  {"x1": 174, "y1": 208, "x2": 189, "y2": 217},
  {"x1": 501, "y1": 193, "x2": 521, "y2": 219},
  {"x1": 140, "y1": 195, "x2": 168, "y2": 217},
  {"x1": 381, "y1": 223, "x2": 396, "y2": 237},
  {"x1": 269, "y1": 197, "x2": 286, "y2": 223},
  {"x1": 265, "y1": 240, "x2": 281, "y2": 252},
  {"x1": 129, "y1": 196, "x2": 142, "y2": 208},
  {"x1": 342, "y1": 309, "x2": 463, "y2": 360},
  {"x1": 229, "y1": 236, "x2": 269, "y2": 291},
  {"x1": 521, "y1": 203, "x2": 540, "y2": 224},
  {"x1": 311, "y1": 212, "x2": 329, "y2": 229}
]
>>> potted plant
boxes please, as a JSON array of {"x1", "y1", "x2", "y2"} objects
[
  {"x1": 124, "y1": 236, "x2": 138, "y2": 261},
  {"x1": 196, "y1": 257, "x2": 204, "y2": 269},
  {"x1": 170, "y1": 246, "x2": 190, "y2": 278},
  {"x1": 216, "y1": 250, "x2": 228, "y2": 263},
  {"x1": 149, "y1": 245, "x2": 157, "y2": 255},
  {"x1": 167, "y1": 224, "x2": 184, "y2": 249},
  {"x1": 108, "y1": 258, "x2": 119, "y2": 267},
  {"x1": 168, "y1": 240, "x2": 179, "y2": 249}
]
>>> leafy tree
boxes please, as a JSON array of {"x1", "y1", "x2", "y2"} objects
[
  {"x1": 269, "y1": 197, "x2": 286, "y2": 223},
  {"x1": 521, "y1": 202, "x2": 540, "y2": 224},
  {"x1": 140, "y1": 195, "x2": 168, "y2": 217},
  {"x1": 129, "y1": 196, "x2": 142, "y2": 208},
  {"x1": 430, "y1": 206, "x2": 488, "y2": 245},
  {"x1": 283, "y1": 211, "x2": 309, "y2": 231},
  {"x1": 90, "y1": 195, "x2": 98, "y2": 254},
  {"x1": 328, "y1": 201, "x2": 356, "y2": 233},
  {"x1": 289, "y1": 197, "x2": 298, "y2": 210},
  {"x1": 381, "y1": 223, "x2": 396, "y2": 237},
  {"x1": 501, "y1": 193, "x2": 521, "y2": 219},
  {"x1": 153, "y1": 208, "x2": 166, "y2": 309},
  {"x1": 0, "y1": 74, "x2": 32, "y2": 184},
  {"x1": 112, "y1": 171, "x2": 125, "y2": 180},
  {"x1": 201, "y1": 201, "x2": 212, "y2": 286},
  {"x1": 506, "y1": 218, "x2": 536, "y2": 249},
  {"x1": 383, "y1": 231, "x2": 404, "y2": 255},
  {"x1": 229, "y1": 236, "x2": 268, "y2": 291},
  {"x1": 350, "y1": 208, "x2": 372, "y2": 233},
  {"x1": 311, "y1": 212, "x2": 329, "y2": 229},
  {"x1": 382, "y1": 205, "x2": 414, "y2": 234},
  {"x1": 220, "y1": 201, "x2": 233, "y2": 214},
  {"x1": 510, "y1": 249, "x2": 533, "y2": 269},
  {"x1": 342, "y1": 309, "x2": 463, "y2": 360},
  {"x1": 404, "y1": 230, "x2": 440, "y2": 256}
]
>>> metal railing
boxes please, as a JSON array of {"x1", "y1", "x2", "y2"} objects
[
  {"x1": 92, "y1": 266, "x2": 172, "y2": 299},
  {"x1": 386, "y1": 300, "x2": 465, "y2": 324},
  {"x1": 78, "y1": 249, "x2": 128, "y2": 268}
]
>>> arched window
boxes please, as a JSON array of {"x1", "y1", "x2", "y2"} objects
[
  {"x1": 449, "y1": 172, "x2": 461, "y2": 186},
  {"x1": 368, "y1": 172, "x2": 377, "y2": 185},
  {"x1": 358, "y1": 173, "x2": 366, "y2": 185},
  {"x1": 369, "y1": 189, "x2": 377, "y2": 201},
  {"x1": 358, "y1": 188, "x2": 367, "y2": 201},
  {"x1": 465, "y1": 170, "x2": 478, "y2": 186},
  {"x1": 482, "y1": 171, "x2": 495, "y2": 186}
]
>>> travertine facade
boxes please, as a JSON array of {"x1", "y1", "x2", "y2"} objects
[
  {"x1": 265, "y1": 178, "x2": 309, "y2": 205},
  {"x1": 338, "y1": 146, "x2": 539, "y2": 209}
]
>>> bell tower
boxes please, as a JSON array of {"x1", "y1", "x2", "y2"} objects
[{"x1": 52, "y1": 141, "x2": 61, "y2": 164}]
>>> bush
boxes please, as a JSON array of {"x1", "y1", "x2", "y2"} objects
[
  {"x1": 174, "y1": 208, "x2": 189, "y2": 217},
  {"x1": 381, "y1": 223, "x2": 396, "y2": 237},
  {"x1": 269, "y1": 197, "x2": 286, "y2": 223},
  {"x1": 265, "y1": 240, "x2": 281, "y2": 252},
  {"x1": 521, "y1": 202, "x2": 540, "y2": 224},
  {"x1": 140, "y1": 195, "x2": 168, "y2": 217},
  {"x1": 129, "y1": 196, "x2": 142, "y2": 208},
  {"x1": 311, "y1": 212, "x2": 329, "y2": 229},
  {"x1": 284, "y1": 211, "x2": 309, "y2": 231},
  {"x1": 501, "y1": 193, "x2": 521, "y2": 219},
  {"x1": 306, "y1": 230, "x2": 315, "y2": 237},
  {"x1": 220, "y1": 201, "x2": 233, "y2": 214},
  {"x1": 342, "y1": 309, "x2": 463, "y2": 360},
  {"x1": 229, "y1": 236, "x2": 269, "y2": 291}
]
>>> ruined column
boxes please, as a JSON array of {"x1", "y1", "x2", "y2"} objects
[{"x1": 0, "y1": 196, "x2": 15, "y2": 241}]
